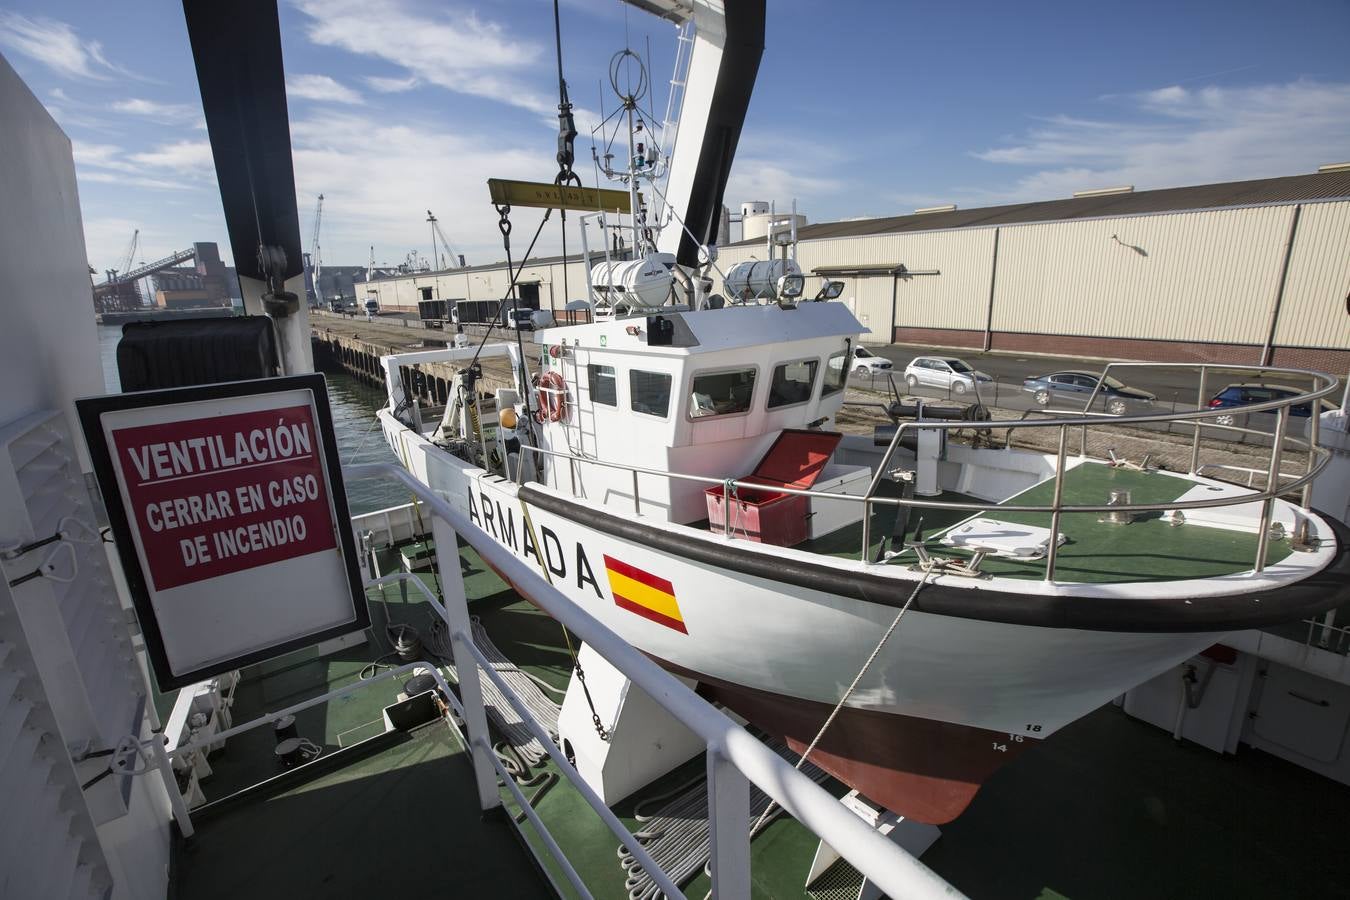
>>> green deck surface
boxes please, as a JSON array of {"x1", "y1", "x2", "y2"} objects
[
  {"x1": 802, "y1": 462, "x2": 1292, "y2": 583},
  {"x1": 173, "y1": 540, "x2": 1350, "y2": 900},
  {"x1": 174, "y1": 728, "x2": 543, "y2": 899}
]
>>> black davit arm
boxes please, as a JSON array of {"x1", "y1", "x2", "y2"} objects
[
  {"x1": 672, "y1": 0, "x2": 765, "y2": 267},
  {"x1": 182, "y1": 0, "x2": 302, "y2": 287}
]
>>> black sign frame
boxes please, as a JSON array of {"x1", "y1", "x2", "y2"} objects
[{"x1": 77, "y1": 374, "x2": 370, "y2": 690}]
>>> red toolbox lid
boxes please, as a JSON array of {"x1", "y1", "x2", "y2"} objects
[{"x1": 750, "y1": 429, "x2": 843, "y2": 489}]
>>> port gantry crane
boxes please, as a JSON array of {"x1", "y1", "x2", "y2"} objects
[
  {"x1": 304, "y1": 193, "x2": 324, "y2": 306},
  {"x1": 91, "y1": 229, "x2": 199, "y2": 312},
  {"x1": 425, "y1": 209, "x2": 465, "y2": 271}
]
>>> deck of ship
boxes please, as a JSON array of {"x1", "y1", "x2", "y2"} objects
[
  {"x1": 794, "y1": 460, "x2": 1289, "y2": 582},
  {"x1": 167, "y1": 536, "x2": 1350, "y2": 899}
]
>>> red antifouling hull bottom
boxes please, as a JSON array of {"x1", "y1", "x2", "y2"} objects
[{"x1": 697, "y1": 678, "x2": 1037, "y2": 825}]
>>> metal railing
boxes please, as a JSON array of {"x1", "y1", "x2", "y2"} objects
[
  {"x1": 139, "y1": 464, "x2": 962, "y2": 900},
  {"x1": 1302, "y1": 616, "x2": 1350, "y2": 656},
  {"x1": 514, "y1": 363, "x2": 1338, "y2": 582}
]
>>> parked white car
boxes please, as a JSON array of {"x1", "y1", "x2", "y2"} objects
[
  {"x1": 849, "y1": 346, "x2": 893, "y2": 376},
  {"x1": 903, "y1": 356, "x2": 992, "y2": 396}
]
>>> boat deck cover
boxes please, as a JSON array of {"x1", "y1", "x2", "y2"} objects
[{"x1": 801, "y1": 462, "x2": 1291, "y2": 583}]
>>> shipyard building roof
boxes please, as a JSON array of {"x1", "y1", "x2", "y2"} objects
[{"x1": 727, "y1": 170, "x2": 1350, "y2": 246}]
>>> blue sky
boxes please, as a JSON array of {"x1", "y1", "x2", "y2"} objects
[{"x1": 2, "y1": 0, "x2": 1349, "y2": 277}]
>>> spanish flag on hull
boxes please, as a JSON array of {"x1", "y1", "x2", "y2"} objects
[{"x1": 603, "y1": 555, "x2": 687, "y2": 634}]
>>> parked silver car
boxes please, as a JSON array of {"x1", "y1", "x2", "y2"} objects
[{"x1": 903, "y1": 356, "x2": 992, "y2": 395}]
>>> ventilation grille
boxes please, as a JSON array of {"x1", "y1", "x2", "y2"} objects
[
  {"x1": 0, "y1": 632, "x2": 113, "y2": 897},
  {"x1": 0, "y1": 410, "x2": 144, "y2": 754}
]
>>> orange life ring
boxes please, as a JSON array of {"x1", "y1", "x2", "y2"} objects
[{"x1": 534, "y1": 370, "x2": 568, "y2": 423}]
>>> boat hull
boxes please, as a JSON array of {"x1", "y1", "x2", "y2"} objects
[
  {"x1": 383, "y1": 416, "x2": 1340, "y2": 822},
  {"x1": 692, "y1": 672, "x2": 1034, "y2": 824}
]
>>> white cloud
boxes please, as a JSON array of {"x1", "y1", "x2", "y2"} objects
[
  {"x1": 286, "y1": 73, "x2": 365, "y2": 105},
  {"x1": 724, "y1": 134, "x2": 849, "y2": 220},
  {"x1": 74, "y1": 142, "x2": 140, "y2": 173},
  {"x1": 1144, "y1": 85, "x2": 1188, "y2": 106},
  {"x1": 129, "y1": 140, "x2": 216, "y2": 176},
  {"x1": 969, "y1": 79, "x2": 1350, "y2": 203},
  {"x1": 726, "y1": 161, "x2": 844, "y2": 211},
  {"x1": 80, "y1": 171, "x2": 194, "y2": 191},
  {"x1": 366, "y1": 74, "x2": 420, "y2": 93},
  {"x1": 0, "y1": 12, "x2": 136, "y2": 81},
  {"x1": 74, "y1": 140, "x2": 215, "y2": 199},
  {"x1": 287, "y1": 110, "x2": 554, "y2": 266},
  {"x1": 112, "y1": 98, "x2": 199, "y2": 121},
  {"x1": 293, "y1": 0, "x2": 559, "y2": 118}
]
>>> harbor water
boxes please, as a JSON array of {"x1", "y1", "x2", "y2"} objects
[{"x1": 98, "y1": 325, "x2": 403, "y2": 515}]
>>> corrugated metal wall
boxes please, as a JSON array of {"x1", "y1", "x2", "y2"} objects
[
  {"x1": 892, "y1": 228, "x2": 996, "y2": 331},
  {"x1": 362, "y1": 199, "x2": 1350, "y2": 354},
  {"x1": 993, "y1": 205, "x2": 1293, "y2": 343},
  {"x1": 716, "y1": 227, "x2": 994, "y2": 334},
  {"x1": 364, "y1": 258, "x2": 593, "y2": 312},
  {"x1": 1274, "y1": 202, "x2": 1350, "y2": 349}
]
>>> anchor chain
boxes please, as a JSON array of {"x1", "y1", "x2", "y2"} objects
[{"x1": 562, "y1": 625, "x2": 610, "y2": 743}]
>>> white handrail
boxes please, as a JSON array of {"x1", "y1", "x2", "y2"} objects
[{"x1": 343, "y1": 462, "x2": 964, "y2": 899}]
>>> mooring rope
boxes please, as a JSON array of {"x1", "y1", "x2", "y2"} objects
[{"x1": 430, "y1": 614, "x2": 562, "y2": 766}]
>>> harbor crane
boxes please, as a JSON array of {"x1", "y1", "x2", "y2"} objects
[
  {"x1": 111, "y1": 228, "x2": 142, "y2": 306},
  {"x1": 91, "y1": 241, "x2": 199, "y2": 312},
  {"x1": 426, "y1": 209, "x2": 465, "y2": 270},
  {"x1": 118, "y1": 229, "x2": 140, "y2": 278},
  {"x1": 304, "y1": 193, "x2": 324, "y2": 305}
]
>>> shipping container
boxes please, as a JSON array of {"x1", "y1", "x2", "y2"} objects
[{"x1": 417, "y1": 298, "x2": 449, "y2": 328}]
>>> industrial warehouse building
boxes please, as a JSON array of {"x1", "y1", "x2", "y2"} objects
[{"x1": 360, "y1": 170, "x2": 1350, "y2": 373}]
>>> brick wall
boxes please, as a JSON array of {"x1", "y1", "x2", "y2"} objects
[
  {"x1": 1268, "y1": 345, "x2": 1350, "y2": 374},
  {"x1": 989, "y1": 332, "x2": 1263, "y2": 364},
  {"x1": 891, "y1": 326, "x2": 985, "y2": 349}
]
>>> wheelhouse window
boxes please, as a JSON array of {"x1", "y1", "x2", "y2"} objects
[
  {"x1": 689, "y1": 368, "x2": 757, "y2": 418},
  {"x1": 587, "y1": 364, "x2": 617, "y2": 406},
  {"x1": 630, "y1": 370, "x2": 672, "y2": 417},
  {"x1": 768, "y1": 359, "x2": 819, "y2": 409},
  {"x1": 823, "y1": 345, "x2": 849, "y2": 397}
]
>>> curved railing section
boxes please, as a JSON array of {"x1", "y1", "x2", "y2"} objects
[{"x1": 513, "y1": 362, "x2": 1340, "y2": 583}]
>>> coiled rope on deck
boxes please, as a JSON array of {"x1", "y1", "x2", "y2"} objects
[{"x1": 429, "y1": 614, "x2": 564, "y2": 766}]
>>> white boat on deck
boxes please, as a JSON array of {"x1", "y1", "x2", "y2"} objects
[
  {"x1": 372, "y1": 0, "x2": 1347, "y2": 825},
  {"x1": 378, "y1": 297, "x2": 1348, "y2": 823}
]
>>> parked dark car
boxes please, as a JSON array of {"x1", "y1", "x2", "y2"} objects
[
  {"x1": 1022, "y1": 370, "x2": 1156, "y2": 415},
  {"x1": 1206, "y1": 383, "x2": 1318, "y2": 429}
]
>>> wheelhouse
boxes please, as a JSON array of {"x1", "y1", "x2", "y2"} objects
[{"x1": 529, "y1": 302, "x2": 866, "y2": 523}]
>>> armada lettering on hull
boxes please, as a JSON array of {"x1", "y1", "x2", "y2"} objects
[{"x1": 467, "y1": 486, "x2": 605, "y2": 600}]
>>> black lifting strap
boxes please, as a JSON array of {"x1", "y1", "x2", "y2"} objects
[{"x1": 495, "y1": 204, "x2": 535, "y2": 431}]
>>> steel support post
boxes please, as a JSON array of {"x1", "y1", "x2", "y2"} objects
[
  {"x1": 1189, "y1": 366, "x2": 1208, "y2": 475},
  {"x1": 1044, "y1": 425, "x2": 1068, "y2": 582},
  {"x1": 431, "y1": 516, "x2": 502, "y2": 813},
  {"x1": 706, "y1": 748, "x2": 751, "y2": 900},
  {"x1": 1254, "y1": 408, "x2": 1288, "y2": 574},
  {"x1": 150, "y1": 733, "x2": 195, "y2": 839}
]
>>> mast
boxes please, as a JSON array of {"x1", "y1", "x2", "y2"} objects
[{"x1": 626, "y1": 104, "x2": 642, "y2": 253}]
